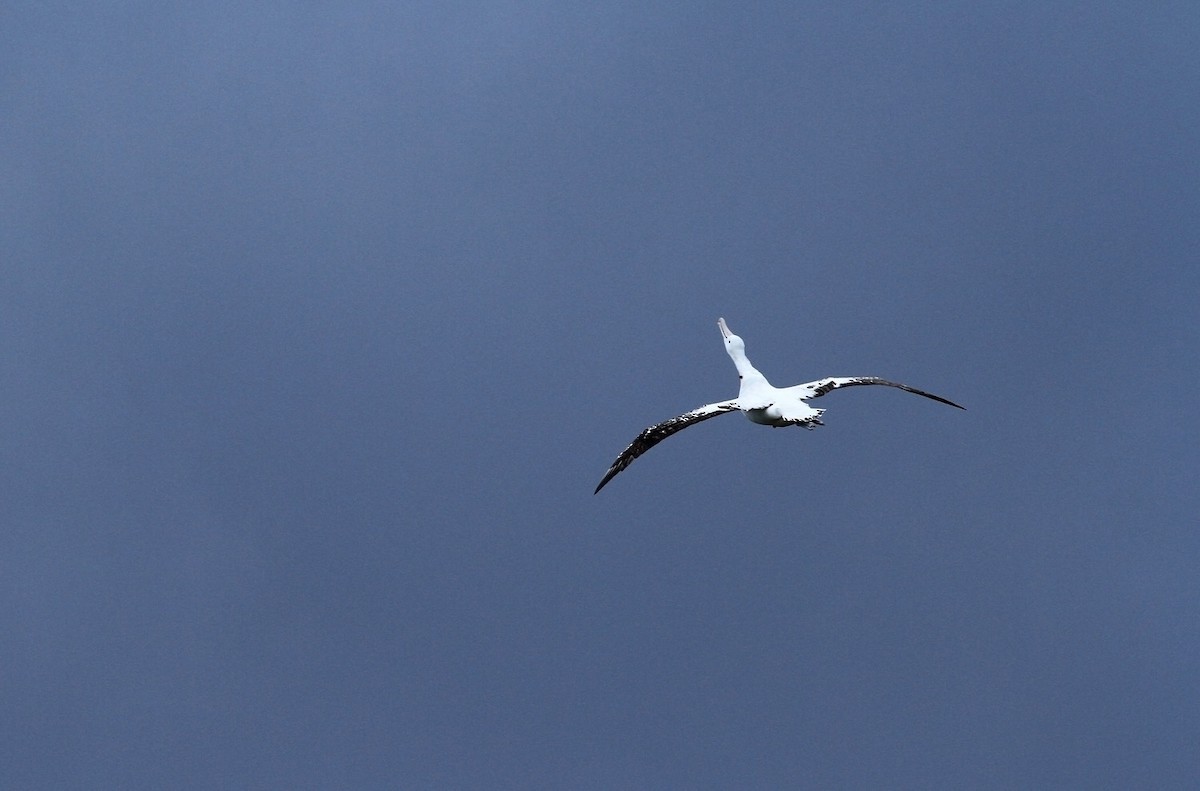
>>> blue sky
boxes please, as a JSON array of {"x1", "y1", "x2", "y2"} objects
[{"x1": 4, "y1": 3, "x2": 1198, "y2": 788}]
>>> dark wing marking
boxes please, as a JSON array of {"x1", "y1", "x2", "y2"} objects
[
  {"x1": 594, "y1": 401, "x2": 740, "y2": 494},
  {"x1": 796, "y1": 377, "x2": 965, "y2": 410}
]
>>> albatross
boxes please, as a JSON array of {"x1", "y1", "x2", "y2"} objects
[{"x1": 594, "y1": 317, "x2": 964, "y2": 494}]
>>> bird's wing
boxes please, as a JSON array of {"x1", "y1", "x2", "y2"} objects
[
  {"x1": 594, "y1": 400, "x2": 740, "y2": 494},
  {"x1": 787, "y1": 377, "x2": 965, "y2": 409}
]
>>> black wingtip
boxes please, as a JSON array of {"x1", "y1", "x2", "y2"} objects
[{"x1": 916, "y1": 389, "x2": 965, "y2": 410}]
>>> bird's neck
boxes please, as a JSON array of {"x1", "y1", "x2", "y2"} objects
[{"x1": 730, "y1": 352, "x2": 772, "y2": 395}]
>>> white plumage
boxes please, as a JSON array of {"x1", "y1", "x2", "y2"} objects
[{"x1": 594, "y1": 317, "x2": 964, "y2": 493}]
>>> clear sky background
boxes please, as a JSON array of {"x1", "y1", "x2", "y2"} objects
[{"x1": 4, "y1": 3, "x2": 1198, "y2": 788}]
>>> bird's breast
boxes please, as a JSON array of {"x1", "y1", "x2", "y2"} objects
[{"x1": 745, "y1": 406, "x2": 786, "y2": 426}]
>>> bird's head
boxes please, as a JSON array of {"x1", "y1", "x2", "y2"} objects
[{"x1": 717, "y1": 317, "x2": 745, "y2": 356}]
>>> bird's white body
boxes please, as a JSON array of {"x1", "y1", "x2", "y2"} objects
[
  {"x1": 594, "y1": 317, "x2": 963, "y2": 493},
  {"x1": 745, "y1": 404, "x2": 818, "y2": 425}
]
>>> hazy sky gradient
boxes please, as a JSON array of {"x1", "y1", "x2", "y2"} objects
[{"x1": 4, "y1": 3, "x2": 1198, "y2": 788}]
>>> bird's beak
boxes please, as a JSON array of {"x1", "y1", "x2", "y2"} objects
[{"x1": 717, "y1": 317, "x2": 731, "y2": 339}]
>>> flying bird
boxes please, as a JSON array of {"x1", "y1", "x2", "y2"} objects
[{"x1": 594, "y1": 318, "x2": 964, "y2": 494}]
